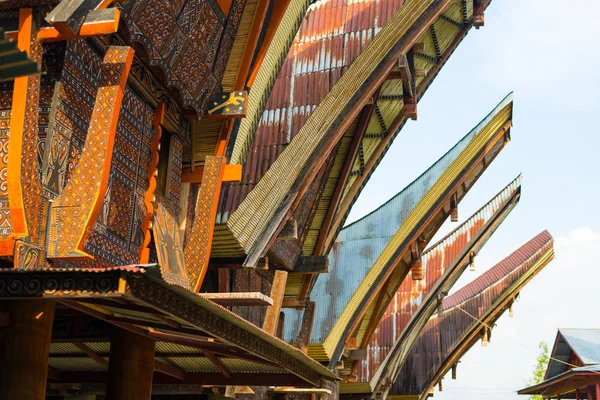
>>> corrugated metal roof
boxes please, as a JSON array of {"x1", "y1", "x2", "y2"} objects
[
  {"x1": 355, "y1": 176, "x2": 521, "y2": 383},
  {"x1": 560, "y1": 329, "x2": 600, "y2": 366},
  {"x1": 443, "y1": 230, "x2": 553, "y2": 309},
  {"x1": 220, "y1": 0, "x2": 459, "y2": 258},
  {"x1": 282, "y1": 94, "x2": 512, "y2": 358},
  {"x1": 218, "y1": 0, "x2": 406, "y2": 225},
  {"x1": 391, "y1": 230, "x2": 555, "y2": 397}
]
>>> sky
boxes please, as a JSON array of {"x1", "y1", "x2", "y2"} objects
[{"x1": 345, "y1": 0, "x2": 600, "y2": 398}]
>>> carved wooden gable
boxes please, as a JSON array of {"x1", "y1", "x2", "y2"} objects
[{"x1": 118, "y1": 0, "x2": 247, "y2": 116}]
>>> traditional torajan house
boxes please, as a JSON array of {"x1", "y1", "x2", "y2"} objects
[
  {"x1": 387, "y1": 230, "x2": 555, "y2": 400},
  {"x1": 282, "y1": 94, "x2": 514, "y2": 372},
  {"x1": 0, "y1": 0, "x2": 534, "y2": 399},
  {"x1": 0, "y1": 0, "x2": 341, "y2": 398},
  {"x1": 519, "y1": 329, "x2": 600, "y2": 399},
  {"x1": 341, "y1": 176, "x2": 522, "y2": 396}
]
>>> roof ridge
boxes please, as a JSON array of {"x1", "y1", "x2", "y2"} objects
[
  {"x1": 341, "y1": 93, "x2": 513, "y2": 232},
  {"x1": 443, "y1": 230, "x2": 553, "y2": 309},
  {"x1": 422, "y1": 174, "x2": 521, "y2": 255}
]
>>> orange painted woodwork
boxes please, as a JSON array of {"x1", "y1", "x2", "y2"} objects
[
  {"x1": 235, "y1": 0, "x2": 269, "y2": 90},
  {"x1": 139, "y1": 103, "x2": 165, "y2": 264},
  {"x1": 181, "y1": 163, "x2": 242, "y2": 183},
  {"x1": 247, "y1": 0, "x2": 293, "y2": 88},
  {"x1": 216, "y1": 0, "x2": 233, "y2": 14},
  {"x1": 4, "y1": 8, "x2": 33, "y2": 242},
  {"x1": 0, "y1": 8, "x2": 45, "y2": 258},
  {"x1": 153, "y1": 201, "x2": 190, "y2": 289},
  {"x1": 184, "y1": 156, "x2": 227, "y2": 292},
  {"x1": 47, "y1": 46, "x2": 134, "y2": 259}
]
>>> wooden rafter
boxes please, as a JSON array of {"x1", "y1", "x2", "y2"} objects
[{"x1": 204, "y1": 351, "x2": 232, "y2": 379}]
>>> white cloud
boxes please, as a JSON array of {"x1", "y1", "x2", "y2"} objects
[{"x1": 555, "y1": 227, "x2": 600, "y2": 249}]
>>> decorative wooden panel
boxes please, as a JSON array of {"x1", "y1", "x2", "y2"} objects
[
  {"x1": 184, "y1": 156, "x2": 226, "y2": 291},
  {"x1": 117, "y1": 0, "x2": 247, "y2": 117},
  {"x1": 153, "y1": 200, "x2": 190, "y2": 289},
  {"x1": 48, "y1": 46, "x2": 134, "y2": 259}
]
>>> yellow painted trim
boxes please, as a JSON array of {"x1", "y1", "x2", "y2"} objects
[{"x1": 320, "y1": 100, "x2": 513, "y2": 357}]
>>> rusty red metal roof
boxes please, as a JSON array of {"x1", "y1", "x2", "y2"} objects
[
  {"x1": 217, "y1": 0, "x2": 406, "y2": 222},
  {"x1": 356, "y1": 176, "x2": 521, "y2": 383},
  {"x1": 443, "y1": 230, "x2": 553, "y2": 310},
  {"x1": 390, "y1": 230, "x2": 555, "y2": 397}
]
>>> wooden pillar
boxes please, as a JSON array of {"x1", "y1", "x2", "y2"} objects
[
  {"x1": 0, "y1": 300, "x2": 55, "y2": 400},
  {"x1": 263, "y1": 270, "x2": 288, "y2": 335},
  {"x1": 596, "y1": 383, "x2": 600, "y2": 400},
  {"x1": 106, "y1": 328, "x2": 156, "y2": 400}
]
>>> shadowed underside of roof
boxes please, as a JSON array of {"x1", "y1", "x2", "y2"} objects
[
  {"x1": 390, "y1": 230, "x2": 555, "y2": 398},
  {"x1": 213, "y1": 0, "x2": 478, "y2": 262},
  {"x1": 353, "y1": 176, "x2": 522, "y2": 390},
  {"x1": 281, "y1": 94, "x2": 512, "y2": 362}
]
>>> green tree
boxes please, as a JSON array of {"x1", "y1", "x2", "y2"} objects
[{"x1": 527, "y1": 341, "x2": 550, "y2": 400}]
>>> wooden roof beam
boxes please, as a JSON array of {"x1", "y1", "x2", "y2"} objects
[
  {"x1": 74, "y1": 342, "x2": 108, "y2": 369},
  {"x1": 204, "y1": 351, "x2": 232, "y2": 379},
  {"x1": 154, "y1": 359, "x2": 186, "y2": 380},
  {"x1": 36, "y1": 8, "x2": 120, "y2": 42}
]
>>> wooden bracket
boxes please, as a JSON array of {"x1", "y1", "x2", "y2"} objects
[
  {"x1": 410, "y1": 242, "x2": 423, "y2": 280},
  {"x1": 450, "y1": 192, "x2": 458, "y2": 222},
  {"x1": 398, "y1": 52, "x2": 418, "y2": 120},
  {"x1": 473, "y1": 0, "x2": 485, "y2": 28},
  {"x1": 469, "y1": 251, "x2": 476, "y2": 271},
  {"x1": 451, "y1": 363, "x2": 457, "y2": 380}
]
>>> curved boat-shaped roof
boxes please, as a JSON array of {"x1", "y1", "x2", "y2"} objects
[
  {"x1": 212, "y1": 0, "x2": 493, "y2": 264},
  {"x1": 390, "y1": 230, "x2": 555, "y2": 400},
  {"x1": 355, "y1": 176, "x2": 522, "y2": 394},
  {"x1": 283, "y1": 93, "x2": 513, "y2": 364}
]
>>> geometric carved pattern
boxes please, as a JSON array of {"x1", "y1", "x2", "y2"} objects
[
  {"x1": 153, "y1": 200, "x2": 190, "y2": 289},
  {"x1": 47, "y1": 46, "x2": 134, "y2": 259},
  {"x1": 184, "y1": 155, "x2": 225, "y2": 292},
  {"x1": 117, "y1": 0, "x2": 247, "y2": 117}
]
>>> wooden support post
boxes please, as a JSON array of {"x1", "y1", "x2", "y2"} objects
[
  {"x1": 451, "y1": 364, "x2": 457, "y2": 380},
  {"x1": 296, "y1": 301, "x2": 316, "y2": 353},
  {"x1": 470, "y1": 251, "x2": 476, "y2": 271},
  {"x1": 106, "y1": 328, "x2": 156, "y2": 400},
  {"x1": 218, "y1": 268, "x2": 230, "y2": 293},
  {"x1": 263, "y1": 270, "x2": 288, "y2": 335},
  {"x1": 276, "y1": 311, "x2": 285, "y2": 339},
  {"x1": 0, "y1": 300, "x2": 55, "y2": 400},
  {"x1": 596, "y1": 384, "x2": 600, "y2": 400}
]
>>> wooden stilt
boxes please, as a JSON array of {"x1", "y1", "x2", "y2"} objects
[
  {"x1": 0, "y1": 300, "x2": 55, "y2": 400},
  {"x1": 106, "y1": 328, "x2": 156, "y2": 400}
]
